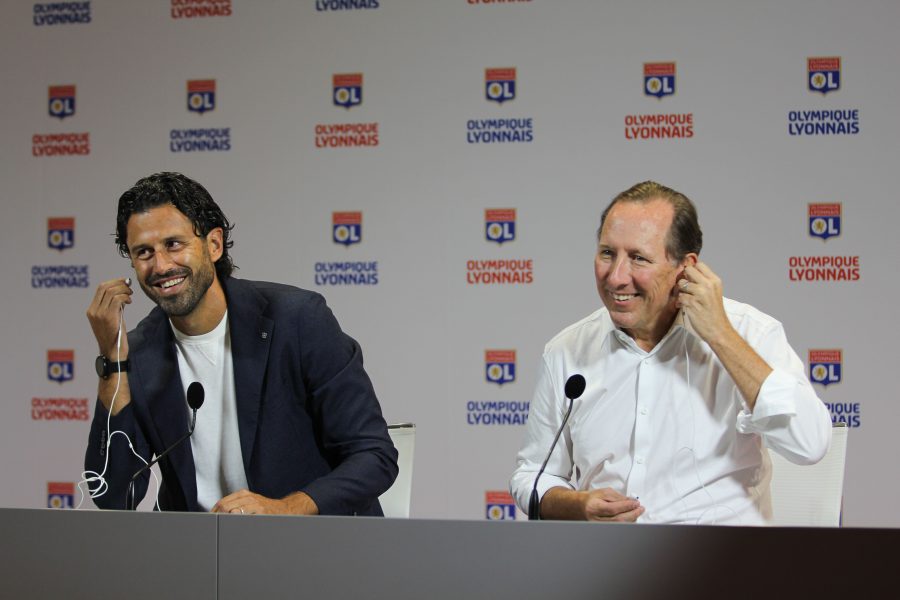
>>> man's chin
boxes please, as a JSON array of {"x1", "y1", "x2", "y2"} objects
[{"x1": 153, "y1": 293, "x2": 195, "y2": 317}]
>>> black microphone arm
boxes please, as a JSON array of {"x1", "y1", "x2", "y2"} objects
[
  {"x1": 528, "y1": 374, "x2": 586, "y2": 520},
  {"x1": 125, "y1": 382, "x2": 205, "y2": 511}
]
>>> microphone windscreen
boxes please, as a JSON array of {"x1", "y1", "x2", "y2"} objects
[
  {"x1": 564, "y1": 374, "x2": 586, "y2": 400},
  {"x1": 187, "y1": 381, "x2": 205, "y2": 410}
]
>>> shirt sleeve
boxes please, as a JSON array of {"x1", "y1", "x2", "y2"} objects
[
  {"x1": 509, "y1": 356, "x2": 576, "y2": 514},
  {"x1": 84, "y1": 400, "x2": 152, "y2": 509},
  {"x1": 735, "y1": 322, "x2": 832, "y2": 465}
]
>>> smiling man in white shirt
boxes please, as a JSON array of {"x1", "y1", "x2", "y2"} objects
[{"x1": 510, "y1": 181, "x2": 832, "y2": 525}]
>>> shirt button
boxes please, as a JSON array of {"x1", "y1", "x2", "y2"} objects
[
  {"x1": 636, "y1": 456, "x2": 644, "y2": 465},
  {"x1": 640, "y1": 406, "x2": 648, "y2": 415}
]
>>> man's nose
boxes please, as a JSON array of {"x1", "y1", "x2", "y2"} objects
[
  {"x1": 152, "y1": 249, "x2": 175, "y2": 273},
  {"x1": 606, "y1": 256, "x2": 630, "y2": 286}
]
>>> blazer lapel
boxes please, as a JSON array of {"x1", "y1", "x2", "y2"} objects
[
  {"x1": 224, "y1": 278, "x2": 273, "y2": 483},
  {"x1": 133, "y1": 310, "x2": 199, "y2": 510}
]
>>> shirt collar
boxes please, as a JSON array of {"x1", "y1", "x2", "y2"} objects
[{"x1": 607, "y1": 309, "x2": 693, "y2": 356}]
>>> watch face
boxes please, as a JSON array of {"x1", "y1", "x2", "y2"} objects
[{"x1": 95, "y1": 355, "x2": 107, "y2": 378}]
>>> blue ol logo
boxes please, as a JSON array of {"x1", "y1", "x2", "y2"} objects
[
  {"x1": 48, "y1": 483, "x2": 75, "y2": 509},
  {"x1": 644, "y1": 63, "x2": 675, "y2": 99},
  {"x1": 485, "y1": 350, "x2": 516, "y2": 385},
  {"x1": 332, "y1": 212, "x2": 362, "y2": 246},
  {"x1": 485, "y1": 209, "x2": 516, "y2": 244},
  {"x1": 333, "y1": 73, "x2": 363, "y2": 109},
  {"x1": 808, "y1": 203, "x2": 841, "y2": 240},
  {"x1": 48, "y1": 85, "x2": 75, "y2": 119},
  {"x1": 48, "y1": 217, "x2": 75, "y2": 251},
  {"x1": 187, "y1": 80, "x2": 216, "y2": 114},
  {"x1": 809, "y1": 350, "x2": 842, "y2": 387},
  {"x1": 808, "y1": 57, "x2": 840, "y2": 95},
  {"x1": 485, "y1": 68, "x2": 516, "y2": 104},
  {"x1": 47, "y1": 350, "x2": 74, "y2": 383}
]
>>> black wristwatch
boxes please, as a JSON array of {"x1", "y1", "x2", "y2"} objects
[{"x1": 95, "y1": 355, "x2": 130, "y2": 379}]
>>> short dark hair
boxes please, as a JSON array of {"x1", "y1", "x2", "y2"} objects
[
  {"x1": 115, "y1": 172, "x2": 236, "y2": 280},
  {"x1": 598, "y1": 181, "x2": 702, "y2": 262}
]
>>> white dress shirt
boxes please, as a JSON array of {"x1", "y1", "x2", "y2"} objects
[{"x1": 510, "y1": 298, "x2": 832, "y2": 525}]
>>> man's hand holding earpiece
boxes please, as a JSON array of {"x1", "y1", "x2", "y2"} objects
[
  {"x1": 675, "y1": 262, "x2": 732, "y2": 347},
  {"x1": 676, "y1": 261, "x2": 772, "y2": 410},
  {"x1": 86, "y1": 278, "x2": 134, "y2": 414}
]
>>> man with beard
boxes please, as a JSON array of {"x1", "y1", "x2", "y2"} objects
[
  {"x1": 83, "y1": 172, "x2": 397, "y2": 515},
  {"x1": 509, "y1": 181, "x2": 832, "y2": 525}
]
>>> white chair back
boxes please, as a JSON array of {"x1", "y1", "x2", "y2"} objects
[
  {"x1": 768, "y1": 424, "x2": 848, "y2": 527},
  {"x1": 379, "y1": 423, "x2": 416, "y2": 518}
]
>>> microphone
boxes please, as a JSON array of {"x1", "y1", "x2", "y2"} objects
[
  {"x1": 528, "y1": 374, "x2": 586, "y2": 520},
  {"x1": 125, "y1": 382, "x2": 205, "y2": 510}
]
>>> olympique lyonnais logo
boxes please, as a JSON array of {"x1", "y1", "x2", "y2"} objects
[
  {"x1": 809, "y1": 57, "x2": 840, "y2": 95},
  {"x1": 789, "y1": 205, "x2": 859, "y2": 281},
  {"x1": 31, "y1": 264, "x2": 90, "y2": 288},
  {"x1": 466, "y1": 259, "x2": 533, "y2": 284},
  {"x1": 171, "y1": 0, "x2": 231, "y2": 19},
  {"x1": 316, "y1": 0, "x2": 379, "y2": 11},
  {"x1": 625, "y1": 62, "x2": 692, "y2": 139},
  {"x1": 333, "y1": 211, "x2": 362, "y2": 246},
  {"x1": 32, "y1": 397, "x2": 89, "y2": 421},
  {"x1": 170, "y1": 129, "x2": 231, "y2": 152},
  {"x1": 32, "y1": 133, "x2": 90, "y2": 157},
  {"x1": 47, "y1": 482, "x2": 74, "y2": 509},
  {"x1": 485, "y1": 68, "x2": 516, "y2": 104},
  {"x1": 809, "y1": 203, "x2": 841, "y2": 240},
  {"x1": 48, "y1": 217, "x2": 75, "y2": 251},
  {"x1": 809, "y1": 349, "x2": 842, "y2": 387},
  {"x1": 33, "y1": 2, "x2": 91, "y2": 26},
  {"x1": 333, "y1": 73, "x2": 363, "y2": 109},
  {"x1": 788, "y1": 56, "x2": 858, "y2": 136},
  {"x1": 467, "y1": 67, "x2": 533, "y2": 144},
  {"x1": 486, "y1": 491, "x2": 516, "y2": 520},
  {"x1": 486, "y1": 350, "x2": 516, "y2": 385},
  {"x1": 48, "y1": 85, "x2": 75, "y2": 119},
  {"x1": 47, "y1": 350, "x2": 74, "y2": 383},
  {"x1": 187, "y1": 79, "x2": 215, "y2": 114},
  {"x1": 644, "y1": 62, "x2": 675, "y2": 99},
  {"x1": 789, "y1": 256, "x2": 859, "y2": 281},
  {"x1": 485, "y1": 209, "x2": 515, "y2": 245},
  {"x1": 466, "y1": 400, "x2": 529, "y2": 425}
]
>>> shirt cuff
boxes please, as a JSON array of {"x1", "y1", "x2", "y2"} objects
[{"x1": 736, "y1": 369, "x2": 798, "y2": 431}]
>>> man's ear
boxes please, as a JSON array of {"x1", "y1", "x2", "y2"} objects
[
  {"x1": 206, "y1": 227, "x2": 224, "y2": 262},
  {"x1": 681, "y1": 253, "x2": 699, "y2": 268}
]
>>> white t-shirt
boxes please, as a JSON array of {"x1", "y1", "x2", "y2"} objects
[{"x1": 172, "y1": 311, "x2": 248, "y2": 511}]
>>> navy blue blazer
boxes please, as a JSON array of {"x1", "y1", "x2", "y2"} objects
[{"x1": 85, "y1": 277, "x2": 398, "y2": 515}]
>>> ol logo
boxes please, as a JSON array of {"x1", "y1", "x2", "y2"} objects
[
  {"x1": 485, "y1": 209, "x2": 515, "y2": 244},
  {"x1": 485, "y1": 491, "x2": 516, "y2": 520},
  {"x1": 485, "y1": 68, "x2": 516, "y2": 104},
  {"x1": 333, "y1": 73, "x2": 363, "y2": 109},
  {"x1": 48, "y1": 85, "x2": 76, "y2": 119},
  {"x1": 48, "y1": 482, "x2": 75, "y2": 509},
  {"x1": 48, "y1": 217, "x2": 75, "y2": 251},
  {"x1": 47, "y1": 349, "x2": 74, "y2": 383},
  {"x1": 808, "y1": 203, "x2": 841, "y2": 240},
  {"x1": 644, "y1": 63, "x2": 675, "y2": 99},
  {"x1": 808, "y1": 57, "x2": 840, "y2": 95},
  {"x1": 809, "y1": 349, "x2": 842, "y2": 387},
  {"x1": 333, "y1": 211, "x2": 362, "y2": 246},
  {"x1": 485, "y1": 349, "x2": 516, "y2": 385},
  {"x1": 187, "y1": 79, "x2": 216, "y2": 114}
]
